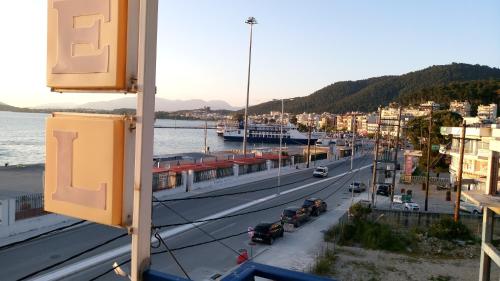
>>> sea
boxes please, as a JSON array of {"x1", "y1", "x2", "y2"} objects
[{"x1": 0, "y1": 111, "x2": 284, "y2": 165}]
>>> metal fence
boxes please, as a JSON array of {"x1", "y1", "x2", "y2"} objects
[
  {"x1": 15, "y1": 193, "x2": 47, "y2": 221},
  {"x1": 400, "y1": 175, "x2": 450, "y2": 185},
  {"x1": 369, "y1": 209, "x2": 499, "y2": 237}
]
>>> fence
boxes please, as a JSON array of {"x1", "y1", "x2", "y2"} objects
[
  {"x1": 400, "y1": 175, "x2": 450, "y2": 185},
  {"x1": 369, "y1": 209, "x2": 499, "y2": 237},
  {"x1": 15, "y1": 193, "x2": 47, "y2": 221}
]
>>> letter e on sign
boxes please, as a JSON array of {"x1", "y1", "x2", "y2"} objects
[
  {"x1": 47, "y1": 0, "x2": 129, "y2": 91},
  {"x1": 45, "y1": 113, "x2": 126, "y2": 226}
]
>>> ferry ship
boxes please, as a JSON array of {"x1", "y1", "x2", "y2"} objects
[{"x1": 223, "y1": 123, "x2": 325, "y2": 144}]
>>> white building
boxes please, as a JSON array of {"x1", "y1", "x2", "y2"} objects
[
  {"x1": 449, "y1": 100, "x2": 471, "y2": 117},
  {"x1": 478, "y1": 103, "x2": 498, "y2": 122}
]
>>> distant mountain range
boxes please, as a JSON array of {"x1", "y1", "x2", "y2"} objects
[
  {"x1": 31, "y1": 98, "x2": 240, "y2": 111},
  {"x1": 247, "y1": 63, "x2": 500, "y2": 114}
]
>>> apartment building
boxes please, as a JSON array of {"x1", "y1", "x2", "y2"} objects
[
  {"x1": 449, "y1": 100, "x2": 471, "y2": 117},
  {"x1": 478, "y1": 103, "x2": 498, "y2": 122}
]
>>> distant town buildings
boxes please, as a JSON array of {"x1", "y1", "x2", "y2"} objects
[
  {"x1": 478, "y1": 103, "x2": 498, "y2": 122},
  {"x1": 449, "y1": 100, "x2": 471, "y2": 117}
]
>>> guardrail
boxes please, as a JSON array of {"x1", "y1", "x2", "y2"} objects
[{"x1": 15, "y1": 193, "x2": 47, "y2": 221}]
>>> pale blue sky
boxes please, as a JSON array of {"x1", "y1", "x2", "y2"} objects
[{"x1": 1, "y1": 0, "x2": 499, "y2": 108}]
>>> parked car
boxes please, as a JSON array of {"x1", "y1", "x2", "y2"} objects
[
  {"x1": 392, "y1": 195, "x2": 420, "y2": 211},
  {"x1": 376, "y1": 184, "x2": 391, "y2": 196},
  {"x1": 281, "y1": 206, "x2": 309, "y2": 227},
  {"x1": 251, "y1": 222, "x2": 284, "y2": 245},
  {"x1": 456, "y1": 199, "x2": 483, "y2": 215},
  {"x1": 313, "y1": 166, "x2": 329, "y2": 177},
  {"x1": 302, "y1": 198, "x2": 327, "y2": 216},
  {"x1": 348, "y1": 182, "x2": 367, "y2": 193}
]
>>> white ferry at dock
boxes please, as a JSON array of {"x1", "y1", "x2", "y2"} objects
[{"x1": 223, "y1": 123, "x2": 324, "y2": 145}]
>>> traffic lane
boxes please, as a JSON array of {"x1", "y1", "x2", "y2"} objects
[
  {"x1": 144, "y1": 164, "x2": 369, "y2": 280},
  {"x1": 151, "y1": 157, "x2": 365, "y2": 228},
  {"x1": 0, "y1": 223, "x2": 127, "y2": 281},
  {"x1": 71, "y1": 157, "x2": 372, "y2": 281},
  {"x1": 15, "y1": 156, "x2": 372, "y2": 278},
  {"x1": 0, "y1": 159, "x2": 348, "y2": 280}
]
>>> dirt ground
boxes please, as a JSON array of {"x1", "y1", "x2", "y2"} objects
[{"x1": 330, "y1": 245, "x2": 500, "y2": 281}]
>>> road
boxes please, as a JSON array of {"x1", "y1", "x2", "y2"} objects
[{"x1": 0, "y1": 155, "x2": 373, "y2": 281}]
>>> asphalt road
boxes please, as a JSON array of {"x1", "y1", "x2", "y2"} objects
[{"x1": 0, "y1": 155, "x2": 373, "y2": 281}]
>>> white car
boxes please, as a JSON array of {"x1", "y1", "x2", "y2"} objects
[
  {"x1": 392, "y1": 195, "x2": 420, "y2": 211},
  {"x1": 457, "y1": 199, "x2": 483, "y2": 215},
  {"x1": 313, "y1": 166, "x2": 328, "y2": 177}
]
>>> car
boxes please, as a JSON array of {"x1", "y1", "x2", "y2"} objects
[
  {"x1": 313, "y1": 166, "x2": 329, "y2": 177},
  {"x1": 251, "y1": 222, "x2": 284, "y2": 245},
  {"x1": 348, "y1": 182, "x2": 367, "y2": 193},
  {"x1": 281, "y1": 206, "x2": 309, "y2": 227},
  {"x1": 392, "y1": 195, "x2": 420, "y2": 211},
  {"x1": 456, "y1": 199, "x2": 483, "y2": 215},
  {"x1": 302, "y1": 198, "x2": 327, "y2": 216},
  {"x1": 376, "y1": 184, "x2": 391, "y2": 196}
]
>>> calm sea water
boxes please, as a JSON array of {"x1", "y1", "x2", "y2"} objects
[{"x1": 0, "y1": 111, "x2": 282, "y2": 165}]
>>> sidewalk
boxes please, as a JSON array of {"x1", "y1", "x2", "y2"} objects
[{"x1": 251, "y1": 194, "x2": 365, "y2": 273}]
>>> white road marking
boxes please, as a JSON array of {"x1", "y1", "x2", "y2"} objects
[{"x1": 31, "y1": 163, "x2": 371, "y2": 281}]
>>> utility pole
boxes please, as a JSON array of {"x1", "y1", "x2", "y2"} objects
[
  {"x1": 350, "y1": 114, "x2": 356, "y2": 171},
  {"x1": 424, "y1": 106, "x2": 433, "y2": 211},
  {"x1": 454, "y1": 120, "x2": 467, "y2": 222},
  {"x1": 204, "y1": 106, "x2": 208, "y2": 154},
  {"x1": 278, "y1": 98, "x2": 284, "y2": 193},
  {"x1": 306, "y1": 119, "x2": 312, "y2": 168},
  {"x1": 371, "y1": 107, "x2": 382, "y2": 206},
  {"x1": 131, "y1": 0, "x2": 158, "y2": 279},
  {"x1": 242, "y1": 17, "x2": 257, "y2": 157},
  {"x1": 390, "y1": 107, "x2": 402, "y2": 202}
]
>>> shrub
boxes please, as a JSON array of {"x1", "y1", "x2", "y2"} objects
[
  {"x1": 349, "y1": 202, "x2": 372, "y2": 221},
  {"x1": 311, "y1": 250, "x2": 336, "y2": 276},
  {"x1": 428, "y1": 217, "x2": 474, "y2": 241}
]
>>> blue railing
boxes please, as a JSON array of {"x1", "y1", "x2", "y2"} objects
[{"x1": 144, "y1": 261, "x2": 336, "y2": 281}]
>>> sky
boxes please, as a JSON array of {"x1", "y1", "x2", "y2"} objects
[{"x1": 1, "y1": 0, "x2": 499, "y2": 108}]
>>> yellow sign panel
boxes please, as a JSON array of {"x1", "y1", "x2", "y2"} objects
[
  {"x1": 47, "y1": 0, "x2": 129, "y2": 91},
  {"x1": 45, "y1": 113, "x2": 126, "y2": 226}
]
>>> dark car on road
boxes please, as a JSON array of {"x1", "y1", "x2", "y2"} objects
[
  {"x1": 281, "y1": 206, "x2": 309, "y2": 227},
  {"x1": 376, "y1": 184, "x2": 391, "y2": 196},
  {"x1": 348, "y1": 182, "x2": 367, "y2": 193},
  {"x1": 302, "y1": 198, "x2": 327, "y2": 216},
  {"x1": 251, "y1": 222, "x2": 284, "y2": 245}
]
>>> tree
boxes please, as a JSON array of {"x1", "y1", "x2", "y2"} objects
[
  {"x1": 233, "y1": 113, "x2": 244, "y2": 122},
  {"x1": 406, "y1": 110, "x2": 462, "y2": 172}
]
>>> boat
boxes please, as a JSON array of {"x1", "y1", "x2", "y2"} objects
[
  {"x1": 315, "y1": 138, "x2": 336, "y2": 146},
  {"x1": 216, "y1": 120, "x2": 238, "y2": 136},
  {"x1": 223, "y1": 123, "x2": 325, "y2": 144}
]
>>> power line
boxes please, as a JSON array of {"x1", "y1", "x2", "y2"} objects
[
  {"x1": 88, "y1": 156, "x2": 369, "y2": 280},
  {"x1": 153, "y1": 196, "x2": 241, "y2": 256},
  {"x1": 153, "y1": 175, "x2": 314, "y2": 203},
  {"x1": 153, "y1": 157, "x2": 369, "y2": 229},
  {"x1": 0, "y1": 220, "x2": 86, "y2": 252},
  {"x1": 154, "y1": 231, "x2": 192, "y2": 280},
  {"x1": 16, "y1": 232, "x2": 128, "y2": 281}
]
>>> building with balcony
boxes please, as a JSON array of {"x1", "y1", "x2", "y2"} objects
[
  {"x1": 449, "y1": 100, "x2": 471, "y2": 117},
  {"x1": 478, "y1": 104, "x2": 498, "y2": 122},
  {"x1": 440, "y1": 126, "x2": 494, "y2": 191}
]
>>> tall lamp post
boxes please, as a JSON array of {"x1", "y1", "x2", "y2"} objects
[
  {"x1": 242, "y1": 17, "x2": 257, "y2": 157},
  {"x1": 278, "y1": 98, "x2": 284, "y2": 193}
]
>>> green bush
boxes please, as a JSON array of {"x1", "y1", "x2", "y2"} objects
[
  {"x1": 311, "y1": 250, "x2": 336, "y2": 276},
  {"x1": 428, "y1": 217, "x2": 474, "y2": 241},
  {"x1": 335, "y1": 220, "x2": 413, "y2": 252},
  {"x1": 349, "y1": 202, "x2": 372, "y2": 221}
]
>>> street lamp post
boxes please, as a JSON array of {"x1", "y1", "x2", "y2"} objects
[
  {"x1": 242, "y1": 17, "x2": 257, "y2": 157},
  {"x1": 278, "y1": 99, "x2": 284, "y2": 194}
]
